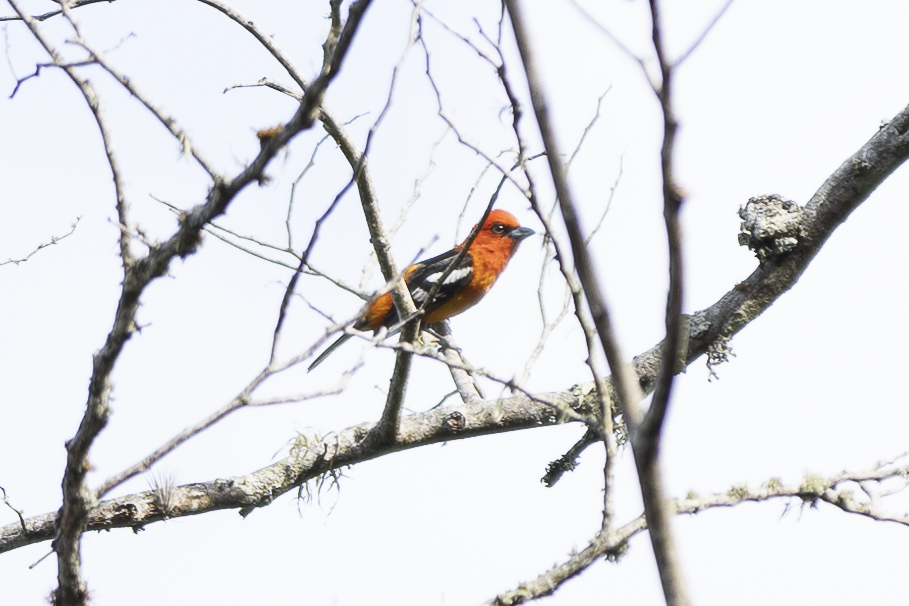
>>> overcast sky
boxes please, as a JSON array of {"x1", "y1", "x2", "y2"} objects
[{"x1": 2, "y1": 0, "x2": 909, "y2": 604}]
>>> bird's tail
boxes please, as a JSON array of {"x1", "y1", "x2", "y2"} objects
[{"x1": 307, "y1": 333, "x2": 354, "y2": 372}]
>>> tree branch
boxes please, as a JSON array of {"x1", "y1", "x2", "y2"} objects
[
  {"x1": 487, "y1": 453, "x2": 909, "y2": 605},
  {"x1": 1, "y1": 390, "x2": 601, "y2": 553},
  {"x1": 0, "y1": 0, "x2": 111, "y2": 23},
  {"x1": 0, "y1": 217, "x2": 80, "y2": 267}
]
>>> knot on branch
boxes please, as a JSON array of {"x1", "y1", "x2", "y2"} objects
[
  {"x1": 737, "y1": 194, "x2": 804, "y2": 263},
  {"x1": 442, "y1": 411, "x2": 466, "y2": 433}
]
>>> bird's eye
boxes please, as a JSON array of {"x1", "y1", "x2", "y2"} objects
[{"x1": 491, "y1": 223, "x2": 507, "y2": 235}]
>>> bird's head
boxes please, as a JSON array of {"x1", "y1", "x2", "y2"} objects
[{"x1": 475, "y1": 209, "x2": 535, "y2": 244}]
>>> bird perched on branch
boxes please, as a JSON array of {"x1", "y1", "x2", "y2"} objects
[{"x1": 308, "y1": 209, "x2": 535, "y2": 371}]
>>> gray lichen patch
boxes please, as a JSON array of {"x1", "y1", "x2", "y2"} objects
[{"x1": 738, "y1": 194, "x2": 805, "y2": 262}]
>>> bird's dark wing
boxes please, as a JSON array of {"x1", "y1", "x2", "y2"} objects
[{"x1": 406, "y1": 248, "x2": 474, "y2": 315}]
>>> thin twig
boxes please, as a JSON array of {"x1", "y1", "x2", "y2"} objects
[
  {"x1": 0, "y1": 486, "x2": 27, "y2": 533},
  {"x1": 0, "y1": 217, "x2": 80, "y2": 267},
  {"x1": 197, "y1": 0, "x2": 308, "y2": 91},
  {"x1": 565, "y1": 0, "x2": 647, "y2": 76},
  {"x1": 285, "y1": 111, "x2": 370, "y2": 251},
  {"x1": 521, "y1": 90, "x2": 613, "y2": 386},
  {"x1": 454, "y1": 152, "x2": 508, "y2": 245},
  {"x1": 488, "y1": 453, "x2": 909, "y2": 605},
  {"x1": 224, "y1": 77, "x2": 302, "y2": 100},
  {"x1": 674, "y1": 0, "x2": 735, "y2": 66},
  {"x1": 418, "y1": 23, "x2": 531, "y2": 198},
  {"x1": 94, "y1": 304, "x2": 367, "y2": 499},
  {"x1": 9, "y1": 59, "x2": 93, "y2": 98},
  {"x1": 68, "y1": 26, "x2": 222, "y2": 180},
  {"x1": 584, "y1": 155, "x2": 622, "y2": 245},
  {"x1": 371, "y1": 338, "x2": 596, "y2": 428},
  {"x1": 0, "y1": 0, "x2": 110, "y2": 23}
]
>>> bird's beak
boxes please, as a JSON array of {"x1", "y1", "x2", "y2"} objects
[{"x1": 509, "y1": 226, "x2": 535, "y2": 241}]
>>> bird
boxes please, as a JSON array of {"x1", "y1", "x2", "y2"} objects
[{"x1": 307, "y1": 209, "x2": 535, "y2": 371}]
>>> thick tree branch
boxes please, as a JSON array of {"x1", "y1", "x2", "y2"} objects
[
  {"x1": 1, "y1": 391, "x2": 599, "y2": 553},
  {"x1": 7, "y1": 2, "x2": 135, "y2": 601},
  {"x1": 682, "y1": 105, "x2": 909, "y2": 370}
]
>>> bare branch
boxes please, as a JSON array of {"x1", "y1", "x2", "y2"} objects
[
  {"x1": 198, "y1": 0, "x2": 308, "y2": 91},
  {"x1": 640, "y1": 0, "x2": 684, "y2": 449},
  {"x1": 565, "y1": 87, "x2": 611, "y2": 173},
  {"x1": 286, "y1": 129, "x2": 340, "y2": 249},
  {"x1": 487, "y1": 0, "x2": 619, "y2": 528},
  {"x1": 201, "y1": 0, "x2": 418, "y2": 388},
  {"x1": 623, "y1": 2, "x2": 691, "y2": 602},
  {"x1": 566, "y1": 0, "x2": 648, "y2": 77},
  {"x1": 205, "y1": 224, "x2": 368, "y2": 299},
  {"x1": 584, "y1": 155, "x2": 621, "y2": 245},
  {"x1": 518, "y1": 284, "x2": 571, "y2": 387},
  {"x1": 7, "y1": 2, "x2": 137, "y2": 600},
  {"x1": 372, "y1": 337, "x2": 597, "y2": 429},
  {"x1": 0, "y1": 0, "x2": 111, "y2": 23},
  {"x1": 541, "y1": 428, "x2": 600, "y2": 488},
  {"x1": 0, "y1": 217, "x2": 80, "y2": 267},
  {"x1": 358, "y1": 129, "x2": 444, "y2": 287},
  {"x1": 0, "y1": 485, "x2": 27, "y2": 533},
  {"x1": 504, "y1": 2, "x2": 690, "y2": 603},
  {"x1": 432, "y1": 321, "x2": 485, "y2": 402},
  {"x1": 417, "y1": 23, "x2": 531, "y2": 198},
  {"x1": 224, "y1": 77, "x2": 302, "y2": 100},
  {"x1": 334, "y1": 1, "x2": 427, "y2": 448},
  {"x1": 3, "y1": 389, "x2": 604, "y2": 554},
  {"x1": 9, "y1": 59, "x2": 92, "y2": 98},
  {"x1": 503, "y1": 0, "x2": 642, "y2": 426},
  {"x1": 454, "y1": 153, "x2": 508, "y2": 245},
  {"x1": 11, "y1": 443, "x2": 909, "y2": 606},
  {"x1": 674, "y1": 0, "x2": 735, "y2": 66},
  {"x1": 521, "y1": 91, "x2": 613, "y2": 386},
  {"x1": 61, "y1": 9, "x2": 220, "y2": 179},
  {"x1": 93, "y1": 298, "x2": 372, "y2": 501},
  {"x1": 491, "y1": 453, "x2": 909, "y2": 605},
  {"x1": 418, "y1": 4, "x2": 501, "y2": 67}
]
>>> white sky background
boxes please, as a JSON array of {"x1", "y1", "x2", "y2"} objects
[{"x1": 2, "y1": 0, "x2": 909, "y2": 604}]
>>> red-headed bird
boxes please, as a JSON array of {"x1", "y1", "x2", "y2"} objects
[{"x1": 308, "y1": 209, "x2": 535, "y2": 371}]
